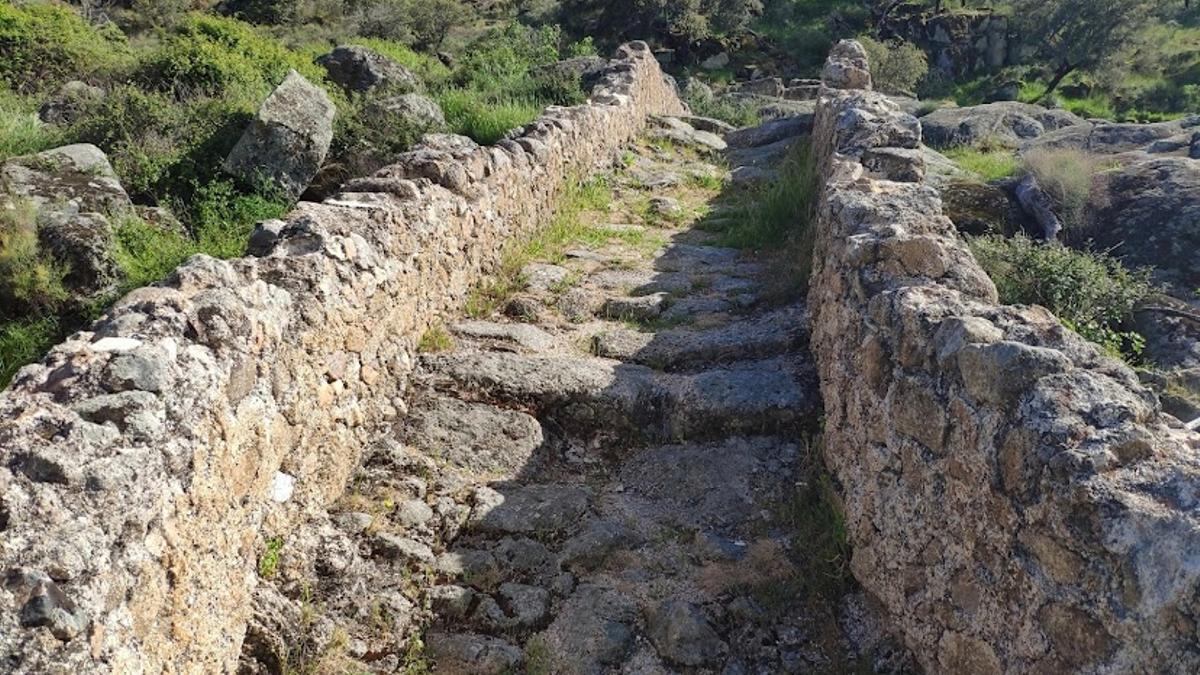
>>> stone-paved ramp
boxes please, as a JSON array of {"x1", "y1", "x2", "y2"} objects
[{"x1": 238, "y1": 117, "x2": 912, "y2": 674}]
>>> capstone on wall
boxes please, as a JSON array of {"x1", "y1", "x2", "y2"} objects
[
  {"x1": 808, "y1": 41, "x2": 1200, "y2": 674},
  {"x1": 0, "y1": 42, "x2": 683, "y2": 673}
]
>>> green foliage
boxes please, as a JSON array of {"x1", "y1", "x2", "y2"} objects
[
  {"x1": 970, "y1": 234, "x2": 1153, "y2": 360},
  {"x1": 943, "y1": 144, "x2": 1021, "y2": 181},
  {"x1": 188, "y1": 179, "x2": 290, "y2": 259},
  {"x1": 560, "y1": 0, "x2": 764, "y2": 48},
  {"x1": 706, "y1": 140, "x2": 815, "y2": 251},
  {"x1": 684, "y1": 92, "x2": 761, "y2": 128},
  {"x1": 112, "y1": 217, "x2": 197, "y2": 290},
  {"x1": 0, "y1": 201, "x2": 69, "y2": 320},
  {"x1": 859, "y1": 36, "x2": 928, "y2": 95},
  {"x1": 346, "y1": 37, "x2": 452, "y2": 84},
  {"x1": 435, "y1": 89, "x2": 542, "y2": 145},
  {"x1": 417, "y1": 324, "x2": 454, "y2": 353},
  {"x1": 431, "y1": 24, "x2": 592, "y2": 144},
  {"x1": 0, "y1": 315, "x2": 60, "y2": 388},
  {"x1": 0, "y1": 1, "x2": 131, "y2": 92},
  {"x1": 0, "y1": 90, "x2": 62, "y2": 162},
  {"x1": 1012, "y1": 0, "x2": 1155, "y2": 99},
  {"x1": 465, "y1": 175, "x2": 612, "y2": 317},
  {"x1": 258, "y1": 536, "x2": 284, "y2": 578},
  {"x1": 136, "y1": 13, "x2": 327, "y2": 100}
]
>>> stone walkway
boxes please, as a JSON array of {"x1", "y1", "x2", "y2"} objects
[{"x1": 239, "y1": 116, "x2": 911, "y2": 674}]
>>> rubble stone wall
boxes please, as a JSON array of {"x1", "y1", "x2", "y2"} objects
[
  {"x1": 0, "y1": 42, "x2": 683, "y2": 673},
  {"x1": 808, "y1": 41, "x2": 1200, "y2": 674}
]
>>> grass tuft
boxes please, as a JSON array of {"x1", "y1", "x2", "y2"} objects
[{"x1": 943, "y1": 144, "x2": 1022, "y2": 181}]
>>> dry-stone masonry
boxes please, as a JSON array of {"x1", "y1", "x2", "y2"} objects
[
  {"x1": 0, "y1": 42, "x2": 682, "y2": 673},
  {"x1": 809, "y1": 40, "x2": 1200, "y2": 673}
]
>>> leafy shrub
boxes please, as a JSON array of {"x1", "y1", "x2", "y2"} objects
[
  {"x1": 970, "y1": 234, "x2": 1152, "y2": 360},
  {"x1": 0, "y1": 1, "x2": 131, "y2": 92},
  {"x1": 346, "y1": 37, "x2": 451, "y2": 85},
  {"x1": 135, "y1": 13, "x2": 326, "y2": 100},
  {"x1": 859, "y1": 37, "x2": 928, "y2": 96},
  {"x1": 186, "y1": 179, "x2": 290, "y2": 259},
  {"x1": 0, "y1": 201, "x2": 69, "y2": 321},
  {"x1": 112, "y1": 216, "x2": 197, "y2": 290},
  {"x1": 0, "y1": 89, "x2": 62, "y2": 162},
  {"x1": 1022, "y1": 148, "x2": 1111, "y2": 231}
]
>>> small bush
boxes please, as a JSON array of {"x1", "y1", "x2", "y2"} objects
[
  {"x1": 136, "y1": 13, "x2": 326, "y2": 101},
  {"x1": 0, "y1": 90, "x2": 62, "y2": 162},
  {"x1": 685, "y1": 93, "x2": 761, "y2": 128},
  {"x1": 859, "y1": 37, "x2": 928, "y2": 96},
  {"x1": 0, "y1": 1, "x2": 132, "y2": 92},
  {"x1": 0, "y1": 201, "x2": 69, "y2": 320},
  {"x1": 1022, "y1": 148, "x2": 1110, "y2": 231},
  {"x1": 112, "y1": 216, "x2": 197, "y2": 290},
  {"x1": 970, "y1": 234, "x2": 1152, "y2": 360},
  {"x1": 186, "y1": 179, "x2": 290, "y2": 259}
]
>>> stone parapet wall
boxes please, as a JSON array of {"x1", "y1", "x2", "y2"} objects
[
  {"x1": 808, "y1": 41, "x2": 1200, "y2": 673},
  {"x1": 0, "y1": 42, "x2": 683, "y2": 673}
]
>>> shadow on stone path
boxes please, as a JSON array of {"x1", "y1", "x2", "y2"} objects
[{"x1": 238, "y1": 115, "x2": 915, "y2": 675}]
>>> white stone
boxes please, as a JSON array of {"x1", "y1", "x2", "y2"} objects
[
  {"x1": 271, "y1": 472, "x2": 296, "y2": 503},
  {"x1": 91, "y1": 337, "x2": 142, "y2": 353}
]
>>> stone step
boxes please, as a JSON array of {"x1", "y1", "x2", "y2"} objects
[
  {"x1": 399, "y1": 394, "x2": 545, "y2": 476},
  {"x1": 592, "y1": 304, "x2": 806, "y2": 371},
  {"x1": 419, "y1": 352, "x2": 815, "y2": 442}
]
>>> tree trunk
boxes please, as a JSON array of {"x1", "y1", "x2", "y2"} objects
[{"x1": 1037, "y1": 63, "x2": 1076, "y2": 103}]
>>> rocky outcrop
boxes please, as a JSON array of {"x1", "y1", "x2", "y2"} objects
[
  {"x1": 1, "y1": 144, "x2": 131, "y2": 302},
  {"x1": 366, "y1": 92, "x2": 446, "y2": 129},
  {"x1": 1085, "y1": 157, "x2": 1200, "y2": 295},
  {"x1": 920, "y1": 101, "x2": 1084, "y2": 149},
  {"x1": 224, "y1": 70, "x2": 335, "y2": 201},
  {"x1": 808, "y1": 41, "x2": 1200, "y2": 674},
  {"x1": 316, "y1": 44, "x2": 420, "y2": 94},
  {"x1": 0, "y1": 42, "x2": 684, "y2": 673},
  {"x1": 1024, "y1": 115, "x2": 1200, "y2": 156}
]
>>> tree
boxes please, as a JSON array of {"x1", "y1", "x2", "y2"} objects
[
  {"x1": 558, "y1": 0, "x2": 762, "y2": 47},
  {"x1": 1011, "y1": 0, "x2": 1155, "y2": 101}
]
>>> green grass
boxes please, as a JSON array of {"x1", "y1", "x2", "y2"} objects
[
  {"x1": 435, "y1": 89, "x2": 542, "y2": 145},
  {"x1": 258, "y1": 536, "x2": 284, "y2": 578},
  {"x1": 0, "y1": 90, "x2": 62, "y2": 162},
  {"x1": 943, "y1": 145, "x2": 1022, "y2": 181},
  {"x1": 417, "y1": 324, "x2": 454, "y2": 353},
  {"x1": 464, "y1": 175, "x2": 613, "y2": 317},
  {"x1": 0, "y1": 315, "x2": 60, "y2": 387},
  {"x1": 702, "y1": 140, "x2": 816, "y2": 251}
]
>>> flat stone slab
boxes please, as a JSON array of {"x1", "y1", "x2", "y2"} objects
[
  {"x1": 400, "y1": 395, "x2": 544, "y2": 475},
  {"x1": 469, "y1": 484, "x2": 592, "y2": 535},
  {"x1": 453, "y1": 320, "x2": 557, "y2": 352},
  {"x1": 593, "y1": 304, "x2": 804, "y2": 369}
]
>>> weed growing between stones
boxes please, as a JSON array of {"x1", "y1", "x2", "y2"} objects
[
  {"x1": 258, "y1": 536, "x2": 285, "y2": 578},
  {"x1": 417, "y1": 324, "x2": 454, "y2": 353},
  {"x1": 464, "y1": 174, "x2": 614, "y2": 317}
]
